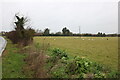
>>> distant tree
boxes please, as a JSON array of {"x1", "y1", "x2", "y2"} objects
[
  {"x1": 97, "y1": 32, "x2": 102, "y2": 37},
  {"x1": 56, "y1": 32, "x2": 62, "y2": 36},
  {"x1": 62, "y1": 27, "x2": 67, "y2": 35},
  {"x1": 97, "y1": 32, "x2": 100, "y2": 36},
  {"x1": 62, "y1": 27, "x2": 72, "y2": 36},
  {"x1": 100, "y1": 33, "x2": 103, "y2": 36},
  {"x1": 97, "y1": 32, "x2": 107, "y2": 37},
  {"x1": 103, "y1": 33, "x2": 106, "y2": 37},
  {"x1": 66, "y1": 29, "x2": 70, "y2": 35},
  {"x1": 82, "y1": 33, "x2": 92, "y2": 36},
  {"x1": 43, "y1": 28, "x2": 50, "y2": 36}
]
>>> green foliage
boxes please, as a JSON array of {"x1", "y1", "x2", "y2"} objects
[
  {"x1": 46, "y1": 48, "x2": 119, "y2": 78},
  {"x1": 65, "y1": 56, "x2": 106, "y2": 78},
  {"x1": 107, "y1": 71, "x2": 120, "y2": 78},
  {"x1": 47, "y1": 48, "x2": 68, "y2": 64},
  {"x1": 66, "y1": 56, "x2": 92, "y2": 75},
  {"x1": 94, "y1": 72, "x2": 106, "y2": 78},
  {"x1": 50, "y1": 66, "x2": 68, "y2": 78},
  {"x1": 52, "y1": 48, "x2": 68, "y2": 59}
]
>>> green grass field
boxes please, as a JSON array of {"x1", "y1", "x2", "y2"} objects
[{"x1": 34, "y1": 36, "x2": 118, "y2": 70}]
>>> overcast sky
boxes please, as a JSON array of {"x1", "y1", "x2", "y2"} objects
[{"x1": 0, "y1": 0, "x2": 119, "y2": 34}]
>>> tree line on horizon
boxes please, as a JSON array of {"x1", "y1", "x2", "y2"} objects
[
  {"x1": 34, "y1": 28, "x2": 119, "y2": 37},
  {"x1": 1, "y1": 27, "x2": 119, "y2": 37}
]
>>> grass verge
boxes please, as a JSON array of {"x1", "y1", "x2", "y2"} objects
[
  {"x1": 2, "y1": 39, "x2": 49, "y2": 78},
  {"x1": 2, "y1": 40, "x2": 27, "y2": 78}
]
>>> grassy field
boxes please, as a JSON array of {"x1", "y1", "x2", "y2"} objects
[{"x1": 34, "y1": 36, "x2": 118, "y2": 70}]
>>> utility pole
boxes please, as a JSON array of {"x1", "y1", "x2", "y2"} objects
[{"x1": 79, "y1": 26, "x2": 81, "y2": 37}]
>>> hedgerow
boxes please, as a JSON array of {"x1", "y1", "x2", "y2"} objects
[{"x1": 46, "y1": 48, "x2": 119, "y2": 78}]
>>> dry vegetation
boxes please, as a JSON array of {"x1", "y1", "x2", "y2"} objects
[{"x1": 22, "y1": 43, "x2": 50, "y2": 78}]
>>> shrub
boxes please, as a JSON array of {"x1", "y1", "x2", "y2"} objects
[
  {"x1": 50, "y1": 66, "x2": 68, "y2": 78},
  {"x1": 47, "y1": 48, "x2": 119, "y2": 78},
  {"x1": 94, "y1": 71, "x2": 106, "y2": 78},
  {"x1": 6, "y1": 15, "x2": 35, "y2": 46},
  {"x1": 66, "y1": 56, "x2": 92, "y2": 75},
  {"x1": 52, "y1": 48, "x2": 68, "y2": 58},
  {"x1": 49, "y1": 48, "x2": 69, "y2": 63}
]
